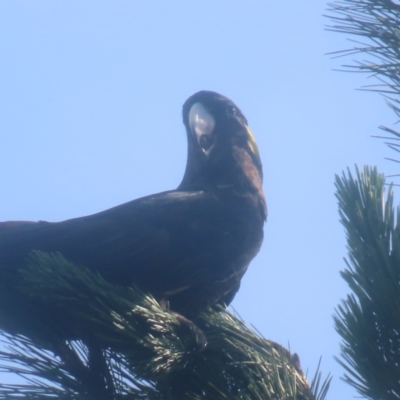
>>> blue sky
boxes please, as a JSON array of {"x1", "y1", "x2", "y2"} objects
[{"x1": 0, "y1": 2, "x2": 397, "y2": 398}]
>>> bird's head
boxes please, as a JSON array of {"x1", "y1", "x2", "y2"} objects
[{"x1": 179, "y1": 90, "x2": 266, "y2": 219}]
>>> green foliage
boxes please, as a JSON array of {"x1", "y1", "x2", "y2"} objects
[
  {"x1": 327, "y1": 1, "x2": 400, "y2": 397},
  {"x1": 0, "y1": 251, "x2": 330, "y2": 400},
  {"x1": 326, "y1": 0, "x2": 400, "y2": 157},
  {"x1": 335, "y1": 165, "x2": 400, "y2": 399}
]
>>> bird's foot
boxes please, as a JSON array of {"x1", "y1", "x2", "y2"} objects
[{"x1": 170, "y1": 311, "x2": 208, "y2": 352}]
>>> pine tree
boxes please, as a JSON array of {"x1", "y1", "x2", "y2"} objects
[
  {"x1": 327, "y1": 0, "x2": 400, "y2": 398},
  {"x1": 335, "y1": 166, "x2": 400, "y2": 399},
  {"x1": 0, "y1": 251, "x2": 330, "y2": 399},
  {"x1": 326, "y1": 0, "x2": 400, "y2": 155}
]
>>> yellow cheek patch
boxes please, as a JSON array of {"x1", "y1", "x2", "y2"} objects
[{"x1": 246, "y1": 127, "x2": 261, "y2": 161}]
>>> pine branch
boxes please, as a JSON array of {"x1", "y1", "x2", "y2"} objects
[
  {"x1": 334, "y1": 165, "x2": 400, "y2": 399},
  {"x1": 326, "y1": 0, "x2": 400, "y2": 161},
  {"x1": 0, "y1": 251, "x2": 331, "y2": 399}
]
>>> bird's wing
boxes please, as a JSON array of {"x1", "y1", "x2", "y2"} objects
[{"x1": 0, "y1": 190, "x2": 260, "y2": 299}]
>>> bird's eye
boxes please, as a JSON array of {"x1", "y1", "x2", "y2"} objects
[{"x1": 189, "y1": 102, "x2": 216, "y2": 155}]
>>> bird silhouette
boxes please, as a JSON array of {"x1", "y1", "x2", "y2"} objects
[{"x1": 0, "y1": 90, "x2": 267, "y2": 320}]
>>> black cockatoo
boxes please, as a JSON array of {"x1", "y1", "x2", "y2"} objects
[{"x1": 0, "y1": 90, "x2": 267, "y2": 319}]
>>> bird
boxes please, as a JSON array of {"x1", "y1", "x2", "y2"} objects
[{"x1": 0, "y1": 90, "x2": 267, "y2": 320}]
